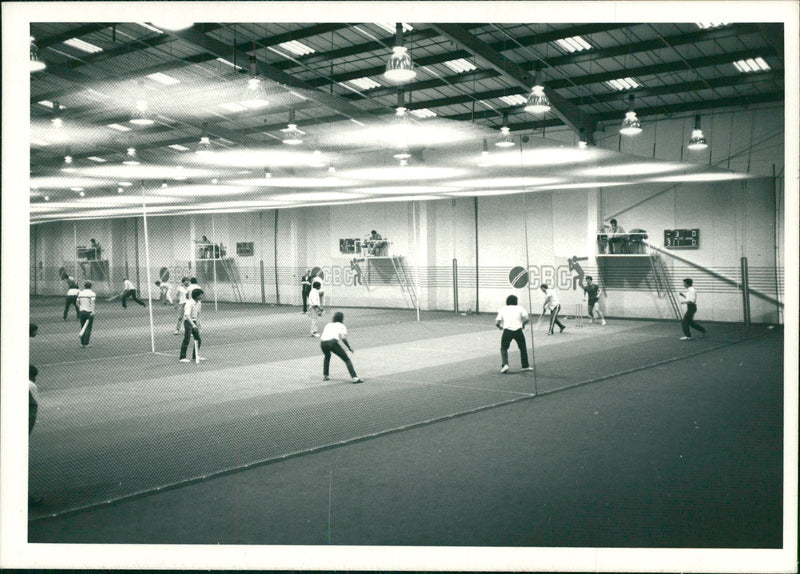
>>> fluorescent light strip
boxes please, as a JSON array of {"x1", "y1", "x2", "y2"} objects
[
  {"x1": 147, "y1": 72, "x2": 180, "y2": 85},
  {"x1": 278, "y1": 40, "x2": 315, "y2": 56},
  {"x1": 410, "y1": 108, "x2": 437, "y2": 118},
  {"x1": 604, "y1": 77, "x2": 642, "y2": 91},
  {"x1": 555, "y1": 35, "x2": 593, "y2": 53},
  {"x1": 696, "y1": 22, "x2": 730, "y2": 29},
  {"x1": 107, "y1": 123, "x2": 131, "y2": 131},
  {"x1": 443, "y1": 58, "x2": 477, "y2": 73},
  {"x1": 87, "y1": 156, "x2": 107, "y2": 163},
  {"x1": 168, "y1": 144, "x2": 190, "y2": 151},
  {"x1": 499, "y1": 94, "x2": 528, "y2": 106},
  {"x1": 733, "y1": 57, "x2": 770, "y2": 73},
  {"x1": 63, "y1": 37, "x2": 103, "y2": 53},
  {"x1": 38, "y1": 100, "x2": 55, "y2": 108},
  {"x1": 347, "y1": 77, "x2": 382, "y2": 90},
  {"x1": 137, "y1": 22, "x2": 164, "y2": 33},
  {"x1": 375, "y1": 22, "x2": 413, "y2": 34},
  {"x1": 219, "y1": 102, "x2": 247, "y2": 112},
  {"x1": 216, "y1": 57, "x2": 243, "y2": 70}
]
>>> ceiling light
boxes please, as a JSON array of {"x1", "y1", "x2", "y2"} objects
[
  {"x1": 478, "y1": 138, "x2": 492, "y2": 167},
  {"x1": 107, "y1": 123, "x2": 131, "y2": 132},
  {"x1": 696, "y1": 22, "x2": 730, "y2": 29},
  {"x1": 409, "y1": 108, "x2": 436, "y2": 119},
  {"x1": 61, "y1": 155, "x2": 76, "y2": 172},
  {"x1": 555, "y1": 35, "x2": 593, "y2": 53},
  {"x1": 168, "y1": 144, "x2": 190, "y2": 151},
  {"x1": 348, "y1": 77, "x2": 382, "y2": 91},
  {"x1": 147, "y1": 72, "x2": 180, "y2": 85},
  {"x1": 123, "y1": 147, "x2": 141, "y2": 165},
  {"x1": 279, "y1": 40, "x2": 315, "y2": 56},
  {"x1": 212, "y1": 178, "x2": 219, "y2": 185},
  {"x1": 149, "y1": 19, "x2": 194, "y2": 31},
  {"x1": 117, "y1": 187, "x2": 124, "y2": 193},
  {"x1": 264, "y1": 167, "x2": 272, "y2": 179},
  {"x1": 281, "y1": 110, "x2": 304, "y2": 145},
  {"x1": 391, "y1": 103, "x2": 413, "y2": 144},
  {"x1": 384, "y1": 24, "x2": 416, "y2": 85},
  {"x1": 620, "y1": 94, "x2": 642, "y2": 136},
  {"x1": 71, "y1": 187, "x2": 84, "y2": 192},
  {"x1": 38, "y1": 100, "x2": 55, "y2": 108},
  {"x1": 219, "y1": 102, "x2": 247, "y2": 113},
  {"x1": 44, "y1": 196, "x2": 50, "y2": 201},
  {"x1": 30, "y1": 37, "x2": 45, "y2": 72},
  {"x1": 216, "y1": 57, "x2": 243, "y2": 70},
  {"x1": 443, "y1": 58, "x2": 477, "y2": 73},
  {"x1": 376, "y1": 22, "x2": 413, "y2": 34},
  {"x1": 196, "y1": 136, "x2": 212, "y2": 156},
  {"x1": 732, "y1": 57, "x2": 771, "y2": 73},
  {"x1": 87, "y1": 156, "x2": 107, "y2": 163},
  {"x1": 496, "y1": 112, "x2": 515, "y2": 148},
  {"x1": 137, "y1": 22, "x2": 164, "y2": 34},
  {"x1": 687, "y1": 115, "x2": 708, "y2": 150},
  {"x1": 63, "y1": 37, "x2": 103, "y2": 54},
  {"x1": 500, "y1": 94, "x2": 527, "y2": 106},
  {"x1": 118, "y1": 181, "x2": 133, "y2": 187},
  {"x1": 393, "y1": 145, "x2": 411, "y2": 160},
  {"x1": 605, "y1": 77, "x2": 642, "y2": 91},
  {"x1": 161, "y1": 181, "x2": 169, "y2": 188},
  {"x1": 130, "y1": 86, "x2": 155, "y2": 126},
  {"x1": 241, "y1": 50, "x2": 270, "y2": 109},
  {"x1": 524, "y1": 84, "x2": 551, "y2": 114},
  {"x1": 309, "y1": 149, "x2": 326, "y2": 167}
]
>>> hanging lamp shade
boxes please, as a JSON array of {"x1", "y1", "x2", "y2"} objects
[
  {"x1": 123, "y1": 147, "x2": 141, "y2": 165},
  {"x1": 393, "y1": 145, "x2": 411, "y2": 160},
  {"x1": 620, "y1": 94, "x2": 642, "y2": 136},
  {"x1": 384, "y1": 24, "x2": 416, "y2": 84},
  {"x1": 385, "y1": 46, "x2": 416, "y2": 84},
  {"x1": 687, "y1": 115, "x2": 708, "y2": 150},
  {"x1": 61, "y1": 154, "x2": 76, "y2": 172},
  {"x1": 242, "y1": 52, "x2": 269, "y2": 109},
  {"x1": 30, "y1": 37, "x2": 45, "y2": 72},
  {"x1": 478, "y1": 138, "x2": 492, "y2": 166},
  {"x1": 130, "y1": 99, "x2": 155, "y2": 126},
  {"x1": 524, "y1": 84, "x2": 551, "y2": 114}
]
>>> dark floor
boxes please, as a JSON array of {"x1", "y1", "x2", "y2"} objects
[{"x1": 18, "y1": 299, "x2": 790, "y2": 570}]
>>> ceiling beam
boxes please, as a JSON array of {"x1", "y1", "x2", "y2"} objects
[
  {"x1": 430, "y1": 23, "x2": 592, "y2": 139},
  {"x1": 169, "y1": 24, "x2": 383, "y2": 124}
]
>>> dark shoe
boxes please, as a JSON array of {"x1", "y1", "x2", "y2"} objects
[{"x1": 560, "y1": 326, "x2": 565, "y2": 333}]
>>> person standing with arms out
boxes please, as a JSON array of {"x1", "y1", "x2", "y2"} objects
[
  {"x1": 582, "y1": 276, "x2": 607, "y2": 326},
  {"x1": 308, "y1": 281, "x2": 323, "y2": 337},
  {"x1": 540, "y1": 283, "x2": 566, "y2": 335},
  {"x1": 495, "y1": 294, "x2": 532, "y2": 374},
  {"x1": 320, "y1": 311, "x2": 363, "y2": 384},
  {"x1": 77, "y1": 280, "x2": 96, "y2": 348},
  {"x1": 63, "y1": 280, "x2": 80, "y2": 321},
  {"x1": 679, "y1": 278, "x2": 708, "y2": 340},
  {"x1": 300, "y1": 269, "x2": 312, "y2": 314},
  {"x1": 174, "y1": 277, "x2": 189, "y2": 335},
  {"x1": 179, "y1": 289, "x2": 205, "y2": 362},
  {"x1": 120, "y1": 278, "x2": 146, "y2": 308}
]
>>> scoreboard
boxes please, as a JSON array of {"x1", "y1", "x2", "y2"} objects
[{"x1": 664, "y1": 228, "x2": 699, "y2": 249}]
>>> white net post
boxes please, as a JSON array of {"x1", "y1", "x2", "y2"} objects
[
  {"x1": 141, "y1": 182, "x2": 156, "y2": 353},
  {"x1": 212, "y1": 213, "x2": 218, "y2": 311}
]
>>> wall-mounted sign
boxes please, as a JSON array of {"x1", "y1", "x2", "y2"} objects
[
  {"x1": 664, "y1": 229, "x2": 699, "y2": 249},
  {"x1": 236, "y1": 242, "x2": 254, "y2": 256}
]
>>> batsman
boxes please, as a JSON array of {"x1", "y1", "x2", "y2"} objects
[{"x1": 77, "y1": 281, "x2": 97, "y2": 348}]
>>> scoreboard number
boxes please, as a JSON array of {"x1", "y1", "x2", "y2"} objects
[{"x1": 664, "y1": 229, "x2": 700, "y2": 249}]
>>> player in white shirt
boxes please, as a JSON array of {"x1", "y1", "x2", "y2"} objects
[
  {"x1": 63, "y1": 281, "x2": 80, "y2": 321},
  {"x1": 495, "y1": 295, "x2": 532, "y2": 373},
  {"x1": 678, "y1": 277, "x2": 707, "y2": 340},
  {"x1": 174, "y1": 277, "x2": 190, "y2": 335},
  {"x1": 179, "y1": 289, "x2": 205, "y2": 362},
  {"x1": 319, "y1": 312, "x2": 362, "y2": 383},
  {"x1": 308, "y1": 282, "x2": 323, "y2": 336},
  {"x1": 77, "y1": 281, "x2": 97, "y2": 348},
  {"x1": 120, "y1": 278, "x2": 146, "y2": 308},
  {"x1": 540, "y1": 283, "x2": 566, "y2": 335}
]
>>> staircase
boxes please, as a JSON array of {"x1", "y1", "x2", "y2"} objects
[
  {"x1": 649, "y1": 253, "x2": 682, "y2": 320},
  {"x1": 390, "y1": 256, "x2": 418, "y2": 309},
  {"x1": 220, "y1": 258, "x2": 243, "y2": 303}
]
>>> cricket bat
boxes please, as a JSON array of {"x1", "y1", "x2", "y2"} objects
[
  {"x1": 79, "y1": 320, "x2": 89, "y2": 337},
  {"x1": 194, "y1": 339, "x2": 200, "y2": 364}
]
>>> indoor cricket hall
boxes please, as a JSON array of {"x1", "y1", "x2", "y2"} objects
[{"x1": 4, "y1": 3, "x2": 798, "y2": 572}]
